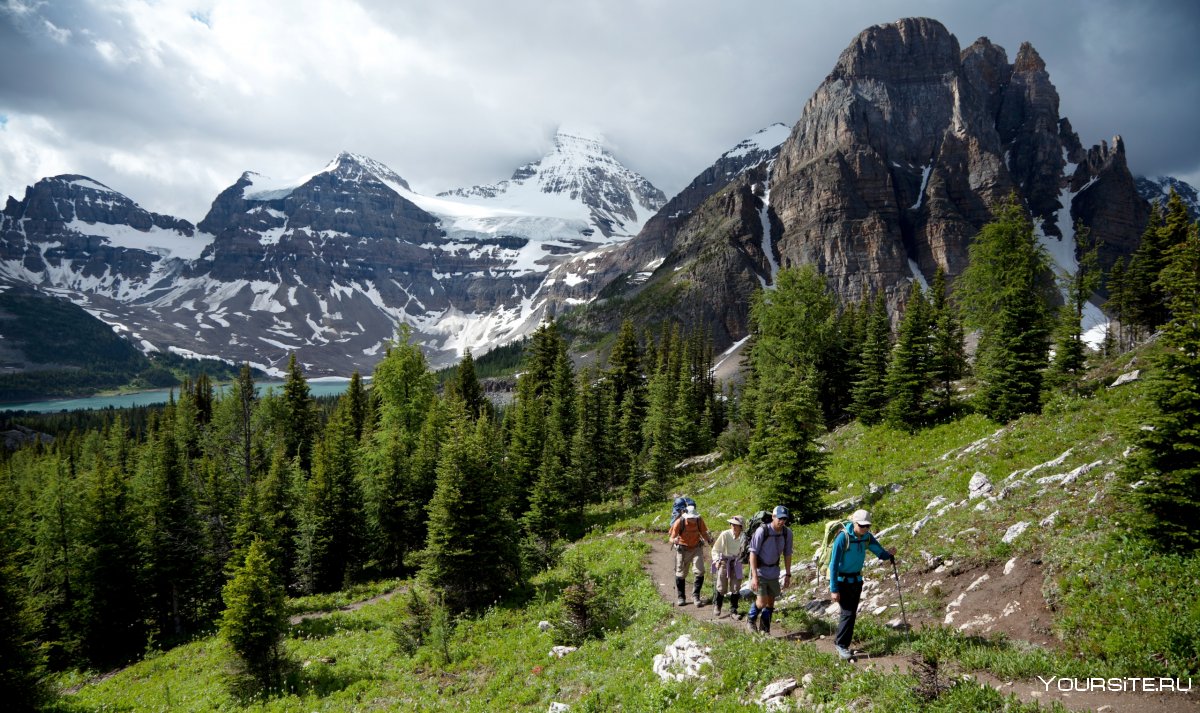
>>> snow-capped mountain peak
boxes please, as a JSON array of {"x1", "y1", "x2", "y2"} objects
[
  {"x1": 438, "y1": 125, "x2": 666, "y2": 238},
  {"x1": 722, "y1": 123, "x2": 790, "y2": 161},
  {"x1": 242, "y1": 152, "x2": 412, "y2": 202}
]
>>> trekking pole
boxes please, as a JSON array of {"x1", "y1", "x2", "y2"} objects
[{"x1": 891, "y1": 559, "x2": 912, "y2": 643}]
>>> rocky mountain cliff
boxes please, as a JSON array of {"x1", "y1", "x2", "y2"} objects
[
  {"x1": 0, "y1": 138, "x2": 665, "y2": 374},
  {"x1": 557, "y1": 18, "x2": 1151, "y2": 356},
  {"x1": 541, "y1": 125, "x2": 790, "y2": 348},
  {"x1": 770, "y1": 17, "x2": 1147, "y2": 312}
]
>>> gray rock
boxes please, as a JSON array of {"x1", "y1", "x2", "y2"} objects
[
  {"x1": 1109, "y1": 369, "x2": 1140, "y2": 388},
  {"x1": 968, "y1": 472, "x2": 995, "y2": 499},
  {"x1": 1001, "y1": 521, "x2": 1031, "y2": 543},
  {"x1": 760, "y1": 678, "x2": 798, "y2": 702}
]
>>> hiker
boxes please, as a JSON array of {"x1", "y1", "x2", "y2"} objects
[
  {"x1": 829, "y1": 508, "x2": 895, "y2": 660},
  {"x1": 747, "y1": 505, "x2": 793, "y2": 634},
  {"x1": 710, "y1": 515, "x2": 745, "y2": 618},
  {"x1": 668, "y1": 503, "x2": 714, "y2": 606}
]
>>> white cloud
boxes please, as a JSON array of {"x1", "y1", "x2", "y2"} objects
[{"x1": 0, "y1": 0, "x2": 1197, "y2": 223}]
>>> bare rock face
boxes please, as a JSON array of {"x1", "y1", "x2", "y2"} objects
[{"x1": 768, "y1": 17, "x2": 1147, "y2": 315}]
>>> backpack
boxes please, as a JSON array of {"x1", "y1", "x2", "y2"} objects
[
  {"x1": 815, "y1": 520, "x2": 870, "y2": 587},
  {"x1": 738, "y1": 510, "x2": 773, "y2": 565},
  {"x1": 670, "y1": 496, "x2": 696, "y2": 528}
]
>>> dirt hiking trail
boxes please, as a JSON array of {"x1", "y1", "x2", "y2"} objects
[{"x1": 646, "y1": 536, "x2": 1197, "y2": 713}]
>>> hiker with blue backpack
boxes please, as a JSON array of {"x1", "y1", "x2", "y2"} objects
[
  {"x1": 747, "y1": 505, "x2": 794, "y2": 634},
  {"x1": 668, "y1": 497, "x2": 715, "y2": 606},
  {"x1": 827, "y1": 509, "x2": 895, "y2": 660}
]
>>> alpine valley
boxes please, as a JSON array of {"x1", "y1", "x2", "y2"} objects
[{"x1": 0, "y1": 17, "x2": 1193, "y2": 381}]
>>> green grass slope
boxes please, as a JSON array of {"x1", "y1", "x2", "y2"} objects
[{"x1": 54, "y1": 347, "x2": 1197, "y2": 712}]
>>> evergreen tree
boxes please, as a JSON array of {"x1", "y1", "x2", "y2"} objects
[
  {"x1": 79, "y1": 429, "x2": 145, "y2": 666},
  {"x1": 421, "y1": 408, "x2": 518, "y2": 612},
  {"x1": 505, "y1": 321, "x2": 566, "y2": 512},
  {"x1": 1106, "y1": 256, "x2": 1130, "y2": 352},
  {"x1": 1127, "y1": 191, "x2": 1192, "y2": 335},
  {"x1": 606, "y1": 320, "x2": 644, "y2": 408},
  {"x1": 257, "y1": 446, "x2": 300, "y2": 591},
  {"x1": 642, "y1": 343, "x2": 680, "y2": 493},
  {"x1": 748, "y1": 365, "x2": 828, "y2": 522},
  {"x1": 445, "y1": 349, "x2": 489, "y2": 421},
  {"x1": 1128, "y1": 220, "x2": 1200, "y2": 551},
  {"x1": 569, "y1": 369, "x2": 615, "y2": 504},
  {"x1": 1050, "y1": 223, "x2": 1101, "y2": 391},
  {"x1": 139, "y1": 410, "x2": 208, "y2": 642},
  {"x1": 27, "y1": 453, "x2": 87, "y2": 667},
  {"x1": 0, "y1": 533, "x2": 48, "y2": 710},
  {"x1": 362, "y1": 330, "x2": 435, "y2": 576},
  {"x1": 957, "y1": 198, "x2": 1056, "y2": 422},
  {"x1": 281, "y1": 353, "x2": 318, "y2": 474},
  {"x1": 849, "y1": 293, "x2": 891, "y2": 425},
  {"x1": 618, "y1": 388, "x2": 646, "y2": 504},
  {"x1": 297, "y1": 402, "x2": 364, "y2": 592},
  {"x1": 927, "y1": 267, "x2": 967, "y2": 418},
  {"x1": 344, "y1": 371, "x2": 371, "y2": 441},
  {"x1": 747, "y1": 266, "x2": 838, "y2": 406},
  {"x1": 220, "y1": 538, "x2": 287, "y2": 690},
  {"x1": 884, "y1": 282, "x2": 931, "y2": 430}
]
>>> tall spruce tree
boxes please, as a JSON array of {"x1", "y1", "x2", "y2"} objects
[
  {"x1": 281, "y1": 354, "x2": 317, "y2": 474},
  {"x1": 748, "y1": 365, "x2": 828, "y2": 521},
  {"x1": 746, "y1": 266, "x2": 835, "y2": 521},
  {"x1": 505, "y1": 321, "x2": 565, "y2": 512},
  {"x1": 1050, "y1": 223, "x2": 1101, "y2": 391},
  {"x1": 139, "y1": 409, "x2": 208, "y2": 641},
  {"x1": 957, "y1": 198, "x2": 1056, "y2": 422},
  {"x1": 927, "y1": 267, "x2": 967, "y2": 418},
  {"x1": 79, "y1": 430, "x2": 144, "y2": 666},
  {"x1": 1106, "y1": 256, "x2": 1131, "y2": 352},
  {"x1": 27, "y1": 453, "x2": 87, "y2": 667},
  {"x1": 1128, "y1": 220, "x2": 1200, "y2": 551},
  {"x1": 362, "y1": 330, "x2": 435, "y2": 576},
  {"x1": 445, "y1": 349, "x2": 489, "y2": 421},
  {"x1": 297, "y1": 402, "x2": 364, "y2": 592},
  {"x1": 344, "y1": 371, "x2": 371, "y2": 441},
  {"x1": 1127, "y1": 191, "x2": 1191, "y2": 336},
  {"x1": 421, "y1": 408, "x2": 518, "y2": 612},
  {"x1": 0, "y1": 531, "x2": 48, "y2": 710},
  {"x1": 849, "y1": 293, "x2": 891, "y2": 425},
  {"x1": 884, "y1": 282, "x2": 931, "y2": 430}
]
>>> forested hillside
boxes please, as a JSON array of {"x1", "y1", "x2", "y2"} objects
[{"x1": 1, "y1": 192, "x2": 1196, "y2": 711}]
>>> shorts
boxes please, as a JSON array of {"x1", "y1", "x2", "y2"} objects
[{"x1": 757, "y1": 576, "x2": 782, "y2": 598}]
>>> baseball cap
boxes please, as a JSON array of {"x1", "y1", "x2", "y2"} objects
[
  {"x1": 851, "y1": 509, "x2": 872, "y2": 526},
  {"x1": 772, "y1": 505, "x2": 791, "y2": 521}
]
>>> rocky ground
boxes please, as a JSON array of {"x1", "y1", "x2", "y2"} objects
[{"x1": 646, "y1": 536, "x2": 1198, "y2": 712}]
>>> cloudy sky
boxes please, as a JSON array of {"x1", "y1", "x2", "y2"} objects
[{"x1": 2, "y1": 0, "x2": 1198, "y2": 223}]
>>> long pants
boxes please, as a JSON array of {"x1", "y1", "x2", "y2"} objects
[
  {"x1": 834, "y1": 580, "x2": 863, "y2": 650},
  {"x1": 674, "y1": 545, "x2": 703, "y2": 579}
]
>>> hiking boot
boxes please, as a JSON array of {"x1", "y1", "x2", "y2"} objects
[
  {"x1": 835, "y1": 645, "x2": 853, "y2": 660},
  {"x1": 693, "y1": 596, "x2": 703, "y2": 607},
  {"x1": 712, "y1": 603, "x2": 721, "y2": 617},
  {"x1": 676, "y1": 594, "x2": 687, "y2": 606},
  {"x1": 747, "y1": 617, "x2": 759, "y2": 633},
  {"x1": 675, "y1": 577, "x2": 686, "y2": 606}
]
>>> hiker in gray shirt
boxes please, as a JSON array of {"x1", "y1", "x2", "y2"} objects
[{"x1": 747, "y1": 505, "x2": 793, "y2": 634}]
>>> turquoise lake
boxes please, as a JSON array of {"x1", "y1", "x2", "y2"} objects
[{"x1": 2, "y1": 379, "x2": 358, "y2": 413}]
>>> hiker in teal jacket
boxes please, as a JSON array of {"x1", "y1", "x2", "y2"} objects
[{"x1": 829, "y1": 509, "x2": 895, "y2": 660}]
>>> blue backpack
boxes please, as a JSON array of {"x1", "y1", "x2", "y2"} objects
[{"x1": 670, "y1": 496, "x2": 696, "y2": 527}]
